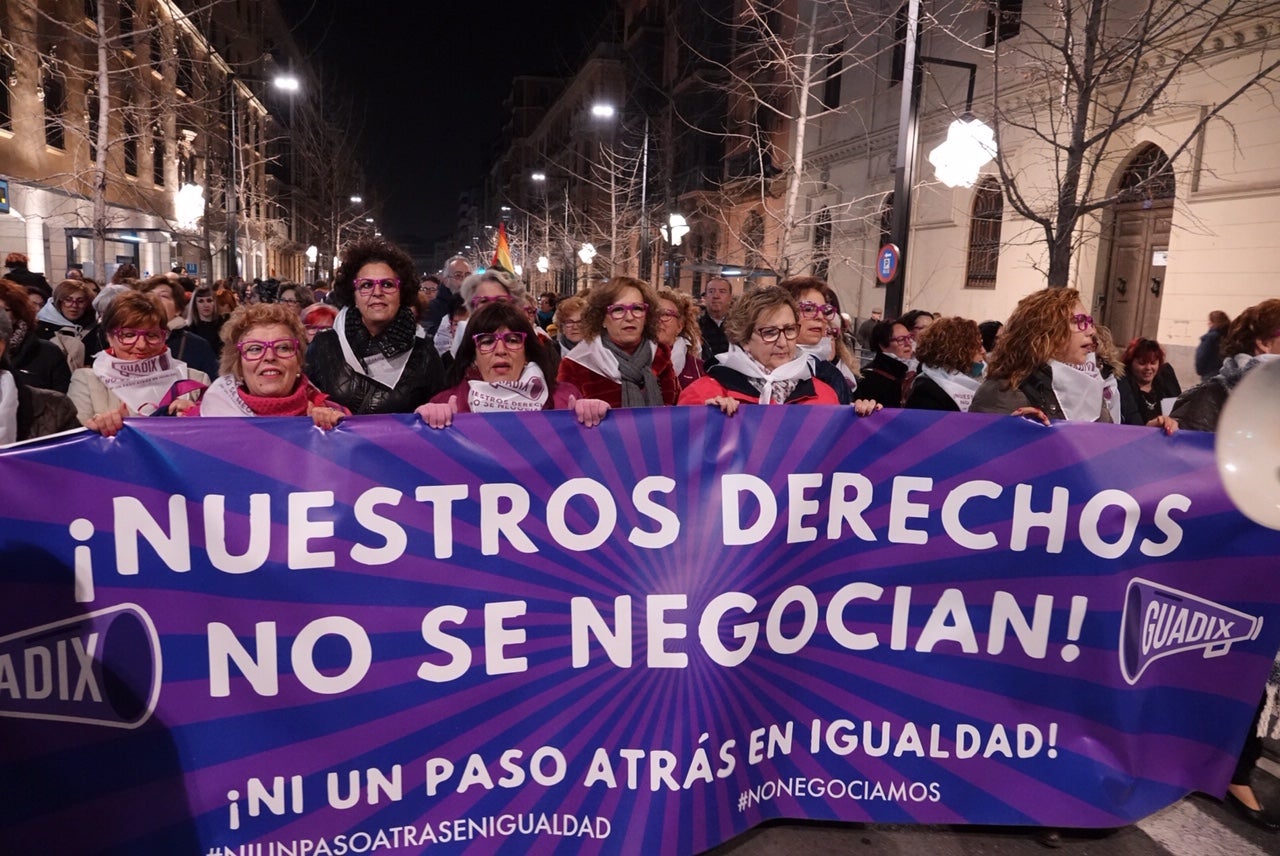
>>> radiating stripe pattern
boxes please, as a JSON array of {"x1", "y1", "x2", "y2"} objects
[{"x1": 1, "y1": 408, "x2": 1278, "y2": 855}]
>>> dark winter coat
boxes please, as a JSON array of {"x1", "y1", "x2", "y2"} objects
[{"x1": 306, "y1": 329, "x2": 445, "y2": 414}]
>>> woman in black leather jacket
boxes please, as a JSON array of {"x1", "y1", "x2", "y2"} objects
[{"x1": 306, "y1": 237, "x2": 445, "y2": 414}]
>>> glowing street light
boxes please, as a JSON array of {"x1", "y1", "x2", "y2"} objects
[
  {"x1": 577, "y1": 243, "x2": 597, "y2": 265},
  {"x1": 349, "y1": 195, "x2": 363, "y2": 204},
  {"x1": 272, "y1": 74, "x2": 301, "y2": 93},
  {"x1": 531, "y1": 172, "x2": 546, "y2": 182},
  {"x1": 536, "y1": 255, "x2": 550, "y2": 274},
  {"x1": 928, "y1": 116, "x2": 997, "y2": 188},
  {"x1": 590, "y1": 103, "x2": 616, "y2": 119},
  {"x1": 660, "y1": 213, "x2": 689, "y2": 246}
]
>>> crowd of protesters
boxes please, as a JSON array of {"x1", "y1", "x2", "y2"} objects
[{"x1": 1, "y1": 236, "x2": 1275, "y2": 449}]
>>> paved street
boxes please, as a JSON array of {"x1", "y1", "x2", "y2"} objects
[{"x1": 705, "y1": 756, "x2": 1280, "y2": 855}]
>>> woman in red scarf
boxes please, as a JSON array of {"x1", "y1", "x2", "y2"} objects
[{"x1": 186, "y1": 303, "x2": 346, "y2": 428}]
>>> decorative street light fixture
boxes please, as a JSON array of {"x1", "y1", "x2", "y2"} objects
[
  {"x1": 928, "y1": 115, "x2": 997, "y2": 188},
  {"x1": 885, "y1": 0, "x2": 997, "y2": 318},
  {"x1": 536, "y1": 255, "x2": 550, "y2": 274},
  {"x1": 577, "y1": 243, "x2": 597, "y2": 265},
  {"x1": 660, "y1": 213, "x2": 689, "y2": 246}
]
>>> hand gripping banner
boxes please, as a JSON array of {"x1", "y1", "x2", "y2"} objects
[{"x1": 1, "y1": 407, "x2": 1278, "y2": 855}]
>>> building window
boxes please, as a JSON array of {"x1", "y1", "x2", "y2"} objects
[
  {"x1": 86, "y1": 84, "x2": 99, "y2": 159},
  {"x1": 821, "y1": 42, "x2": 843, "y2": 110},
  {"x1": 743, "y1": 210, "x2": 764, "y2": 272},
  {"x1": 985, "y1": 1, "x2": 1023, "y2": 47},
  {"x1": 1117, "y1": 144, "x2": 1175, "y2": 204},
  {"x1": 152, "y1": 134, "x2": 165, "y2": 187},
  {"x1": 175, "y1": 37, "x2": 194, "y2": 96},
  {"x1": 813, "y1": 208, "x2": 832, "y2": 280},
  {"x1": 124, "y1": 114, "x2": 138, "y2": 176},
  {"x1": 119, "y1": 2, "x2": 134, "y2": 42},
  {"x1": 0, "y1": 53, "x2": 11, "y2": 130},
  {"x1": 44, "y1": 68, "x2": 67, "y2": 149},
  {"x1": 965, "y1": 178, "x2": 1003, "y2": 289}
]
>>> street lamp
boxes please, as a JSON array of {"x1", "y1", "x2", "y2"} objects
[
  {"x1": 885, "y1": 0, "x2": 996, "y2": 317},
  {"x1": 660, "y1": 213, "x2": 689, "y2": 288},
  {"x1": 226, "y1": 71, "x2": 300, "y2": 279},
  {"x1": 592, "y1": 101, "x2": 653, "y2": 283},
  {"x1": 349, "y1": 195, "x2": 363, "y2": 204}
]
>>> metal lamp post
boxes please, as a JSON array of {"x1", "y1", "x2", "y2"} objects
[{"x1": 225, "y1": 72, "x2": 299, "y2": 280}]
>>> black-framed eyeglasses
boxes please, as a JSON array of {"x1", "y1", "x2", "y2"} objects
[
  {"x1": 353, "y1": 277, "x2": 400, "y2": 294},
  {"x1": 473, "y1": 331, "x2": 527, "y2": 353},
  {"x1": 754, "y1": 324, "x2": 800, "y2": 343}
]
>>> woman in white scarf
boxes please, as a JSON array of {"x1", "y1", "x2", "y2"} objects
[
  {"x1": 67, "y1": 292, "x2": 210, "y2": 436},
  {"x1": 678, "y1": 286, "x2": 862, "y2": 414},
  {"x1": 418, "y1": 302, "x2": 609, "y2": 428},
  {"x1": 971, "y1": 287, "x2": 1175, "y2": 433},
  {"x1": 905, "y1": 317, "x2": 986, "y2": 412}
]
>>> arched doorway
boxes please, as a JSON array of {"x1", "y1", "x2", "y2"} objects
[{"x1": 1098, "y1": 144, "x2": 1175, "y2": 344}]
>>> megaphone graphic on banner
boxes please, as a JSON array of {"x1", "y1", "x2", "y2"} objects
[
  {"x1": 1119, "y1": 578, "x2": 1263, "y2": 685},
  {"x1": 1216, "y1": 358, "x2": 1280, "y2": 529},
  {"x1": 0, "y1": 604, "x2": 161, "y2": 728}
]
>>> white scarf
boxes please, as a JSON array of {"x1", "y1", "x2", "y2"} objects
[
  {"x1": 36, "y1": 301, "x2": 88, "y2": 336},
  {"x1": 670, "y1": 337, "x2": 690, "y2": 375},
  {"x1": 1049, "y1": 358, "x2": 1105, "y2": 422},
  {"x1": 920, "y1": 364, "x2": 980, "y2": 412},
  {"x1": 565, "y1": 337, "x2": 656, "y2": 383},
  {"x1": 92, "y1": 349, "x2": 191, "y2": 416},
  {"x1": 798, "y1": 339, "x2": 859, "y2": 390},
  {"x1": 883, "y1": 351, "x2": 918, "y2": 373},
  {"x1": 715, "y1": 345, "x2": 813, "y2": 404},
  {"x1": 0, "y1": 371, "x2": 18, "y2": 445},
  {"x1": 197, "y1": 374, "x2": 256, "y2": 417},
  {"x1": 334, "y1": 306, "x2": 419, "y2": 390},
  {"x1": 467, "y1": 363, "x2": 550, "y2": 412}
]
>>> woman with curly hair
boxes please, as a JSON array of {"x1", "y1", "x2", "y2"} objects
[
  {"x1": 654, "y1": 286, "x2": 704, "y2": 389},
  {"x1": 906, "y1": 317, "x2": 985, "y2": 411},
  {"x1": 554, "y1": 294, "x2": 587, "y2": 354},
  {"x1": 557, "y1": 276, "x2": 679, "y2": 408},
  {"x1": 185, "y1": 303, "x2": 346, "y2": 429},
  {"x1": 305, "y1": 236, "x2": 445, "y2": 414},
  {"x1": 971, "y1": 288, "x2": 1175, "y2": 432}
]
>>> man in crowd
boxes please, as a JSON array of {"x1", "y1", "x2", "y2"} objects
[
  {"x1": 856, "y1": 308, "x2": 883, "y2": 350},
  {"x1": 698, "y1": 277, "x2": 733, "y2": 366},
  {"x1": 422, "y1": 255, "x2": 472, "y2": 336}
]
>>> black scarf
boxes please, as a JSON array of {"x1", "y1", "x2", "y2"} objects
[{"x1": 345, "y1": 307, "x2": 417, "y2": 360}]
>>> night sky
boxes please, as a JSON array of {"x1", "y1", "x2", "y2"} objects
[{"x1": 280, "y1": 0, "x2": 616, "y2": 251}]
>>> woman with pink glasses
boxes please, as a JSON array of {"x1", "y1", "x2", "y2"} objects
[
  {"x1": 185, "y1": 303, "x2": 346, "y2": 429},
  {"x1": 557, "y1": 276, "x2": 680, "y2": 408},
  {"x1": 417, "y1": 302, "x2": 608, "y2": 428},
  {"x1": 68, "y1": 291, "x2": 209, "y2": 435},
  {"x1": 971, "y1": 288, "x2": 1175, "y2": 432},
  {"x1": 306, "y1": 237, "x2": 445, "y2": 414}
]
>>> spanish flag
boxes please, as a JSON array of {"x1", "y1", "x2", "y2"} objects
[{"x1": 491, "y1": 222, "x2": 514, "y2": 273}]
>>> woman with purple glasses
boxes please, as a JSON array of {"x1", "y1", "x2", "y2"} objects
[
  {"x1": 417, "y1": 302, "x2": 608, "y2": 428},
  {"x1": 446, "y1": 269, "x2": 528, "y2": 358},
  {"x1": 306, "y1": 236, "x2": 445, "y2": 414},
  {"x1": 971, "y1": 287, "x2": 1175, "y2": 432},
  {"x1": 69, "y1": 291, "x2": 209, "y2": 436},
  {"x1": 557, "y1": 276, "x2": 680, "y2": 409},
  {"x1": 185, "y1": 303, "x2": 346, "y2": 429}
]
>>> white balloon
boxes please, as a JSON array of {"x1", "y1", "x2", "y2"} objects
[{"x1": 1216, "y1": 360, "x2": 1280, "y2": 529}]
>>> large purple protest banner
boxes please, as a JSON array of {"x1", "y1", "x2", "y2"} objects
[{"x1": 1, "y1": 407, "x2": 1279, "y2": 856}]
